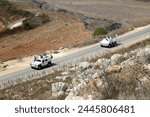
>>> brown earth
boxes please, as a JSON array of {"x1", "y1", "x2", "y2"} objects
[
  {"x1": 0, "y1": 12, "x2": 91, "y2": 61},
  {"x1": 0, "y1": 22, "x2": 6, "y2": 32},
  {"x1": 1, "y1": 0, "x2": 150, "y2": 62}
]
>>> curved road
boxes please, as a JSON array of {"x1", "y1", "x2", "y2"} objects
[{"x1": 0, "y1": 26, "x2": 150, "y2": 86}]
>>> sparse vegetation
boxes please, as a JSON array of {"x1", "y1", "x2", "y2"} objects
[
  {"x1": 93, "y1": 27, "x2": 107, "y2": 37},
  {"x1": 0, "y1": 0, "x2": 150, "y2": 100}
]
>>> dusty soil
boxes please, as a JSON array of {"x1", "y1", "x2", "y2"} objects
[
  {"x1": 0, "y1": 11, "x2": 91, "y2": 61},
  {"x1": 46, "y1": 0, "x2": 150, "y2": 27},
  {"x1": 0, "y1": 22, "x2": 5, "y2": 32},
  {"x1": 0, "y1": 0, "x2": 150, "y2": 62}
]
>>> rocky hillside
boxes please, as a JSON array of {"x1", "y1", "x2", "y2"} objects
[
  {"x1": 0, "y1": 40, "x2": 149, "y2": 100},
  {"x1": 0, "y1": 0, "x2": 31, "y2": 31}
]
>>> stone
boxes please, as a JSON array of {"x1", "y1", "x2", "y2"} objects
[
  {"x1": 110, "y1": 54, "x2": 125, "y2": 65},
  {"x1": 79, "y1": 62, "x2": 92, "y2": 69},
  {"x1": 107, "y1": 65, "x2": 122, "y2": 73},
  {"x1": 136, "y1": 48, "x2": 150, "y2": 63},
  {"x1": 52, "y1": 82, "x2": 68, "y2": 93},
  {"x1": 144, "y1": 64, "x2": 150, "y2": 70},
  {"x1": 95, "y1": 58, "x2": 111, "y2": 69},
  {"x1": 65, "y1": 96, "x2": 85, "y2": 100},
  {"x1": 61, "y1": 71, "x2": 69, "y2": 76}
]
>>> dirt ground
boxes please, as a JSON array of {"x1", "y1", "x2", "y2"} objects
[
  {"x1": 46, "y1": 0, "x2": 150, "y2": 26},
  {"x1": 0, "y1": 11, "x2": 92, "y2": 61},
  {"x1": 0, "y1": 0, "x2": 150, "y2": 62}
]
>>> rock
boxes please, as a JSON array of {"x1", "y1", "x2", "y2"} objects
[
  {"x1": 59, "y1": 47, "x2": 64, "y2": 50},
  {"x1": 136, "y1": 48, "x2": 150, "y2": 63},
  {"x1": 65, "y1": 96, "x2": 85, "y2": 100},
  {"x1": 144, "y1": 64, "x2": 150, "y2": 70},
  {"x1": 52, "y1": 82, "x2": 68, "y2": 93},
  {"x1": 86, "y1": 95, "x2": 95, "y2": 100},
  {"x1": 61, "y1": 71, "x2": 69, "y2": 76},
  {"x1": 107, "y1": 65, "x2": 122, "y2": 73},
  {"x1": 95, "y1": 58, "x2": 111, "y2": 69},
  {"x1": 123, "y1": 53, "x2": 129, "y2": 59},
  {"x1": 0, "y1": 63, "x2": 8, "y2": 68},
  {"x1": 55, "y1": 76, "x2": 62, "y2": 80},
  {"x1": 121, "y1": 58, "x2": 138, "y2": 70},
  {"x1": 79, "y1": 62, "x2": 92, "y2": 69},
  {"x1": 62, "y1": 76, "x2": 71, "y2": 81},
  {"x1": 110, "y1": 54, "x2": 125, "y2": 65},
  {"x1": 65, "y1": 91, "x2": 78, "y2": 100},
  {"x1": 55, "y1": 75, "x2": 70, "y2": 81},
  {"x1": 94, "y1": 78, "x2": 103, "y2": 88},
  {"x1": 93, "y1": 72, "x2": 99, "y2": 78},
  {"x1": 52, "y1": 91, "x2": 66, "y2": 99}
]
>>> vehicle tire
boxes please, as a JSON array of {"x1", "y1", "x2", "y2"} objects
[
  {"x1": 112, "y1": 43, "x2": 115, "y2": 47},
  {"x1": 47, "y1": 62, "x2": 51, "y2": 67},
  {"x1": 108, "y1": 44, "x2": 111, "y2": 48},
  {"x1": 114, "y1": 42, "x2": 117, "y2": 46},
  {"x1": 38, "y1": 65, "x2": 42, "y2": 70}
]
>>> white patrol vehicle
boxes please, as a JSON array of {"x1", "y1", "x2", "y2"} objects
[
  {"x1": 30, "y1": 54, "x2": 53, "y2": 70},
  {"x1": 100, "y1": 34, "x2": 117, "y2": 47}
]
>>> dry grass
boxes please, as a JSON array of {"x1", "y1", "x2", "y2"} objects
[{"x1": 80, "y1": 62, "x2": 150, "y2": 100}]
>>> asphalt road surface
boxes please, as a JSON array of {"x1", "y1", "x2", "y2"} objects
[{"x1": 0, "y1": 26, "x2": 150, "y2": 86}]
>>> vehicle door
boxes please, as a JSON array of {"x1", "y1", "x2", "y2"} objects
[
  {"x1": 44, "y1": 59, "x2": 48, "y2": 66},
  {"x1": 41, "y1": 59, "x2": 46, "y2": 67}
]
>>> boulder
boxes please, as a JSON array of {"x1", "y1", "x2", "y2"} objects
[
  {"x1": 144, "y1": 64, "x2": 150, "y2": 70},
  {"x1": 110, "y1": 54, "x2": 125, "y2": 65},
  {"x1": 136, "y1": 48, "x2": 150, "y2": 63},
  {"x1": 79, "y1": 62, "x2": 92, "y2": 69},
  {"x1": 52, "y1": 82, "x2": 68, "y2": 93},
  {"x1": 121, "y1": 58, "x2": 138, "y2": 70},
  {"x1": 107, "y1": 65, "x2": 122, "y2": 73},
  {"x1": 95, "y1": 58, "x2": 111, "y2": 69},
  {"x1": 65, "y1": 96, "x2": 85, "y2": 100},
  {"x1": 61, "y1": 71, "x2": 69, "y2": 76}
]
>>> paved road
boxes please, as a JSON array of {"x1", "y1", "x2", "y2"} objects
[{"x1": 0, "y1": 26, "x2": 150, "y2": 85}]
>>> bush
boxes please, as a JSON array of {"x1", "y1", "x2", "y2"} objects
[
  {"x1": 22, "y1": 19, "x2": 32, "y2": 30},
  {"x1": 0, "y1": 0, "x2": 7, "y2": 5},
  {"x1": 18, "y1": 10, "x2": 31, "y2": 17},
  {"x1": 93, "y1": 27, "x2": 107, "y2": 37}
]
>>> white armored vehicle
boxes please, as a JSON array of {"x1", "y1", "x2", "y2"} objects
[
  {"x1": 100, "y1": 34, "x2": 117, "y2": 47},
  {"x1": 30, "y1": 54, "x2": 53, "y2": 70}
]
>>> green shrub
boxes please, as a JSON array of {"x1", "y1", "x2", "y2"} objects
[
  {"x1": 93, "y1": 27, "x2": 107, "y2": 37},
  {"x1": 18, "y1": 10, "x2": 31, "y2": 17},
  {"x1": 0, "y1": 0, "x2": 7, "y2": 5},
  {"x1": 22, "y1": 19, "x2": 32, "y2": 30}
]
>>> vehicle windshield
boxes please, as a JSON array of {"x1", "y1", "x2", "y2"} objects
[{"x1": 35, "y1": 59, "x2": 41, "y2": 62}]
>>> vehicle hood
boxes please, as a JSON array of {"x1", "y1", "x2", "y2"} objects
[
  {"x1": 100, "y1": 38, "x2": 109, "y2": 44},
  {"x1": 31, "y1": 61, "x2": 41, "y2": 66}
]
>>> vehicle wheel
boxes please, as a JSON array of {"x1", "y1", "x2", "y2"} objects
[
  {"x1": 38, "y1": 65, "x2": 42, "y2": 70},
  {"x1": 108, "y1": 44, "x2": 111, "y2": 48},
  {"x1": 112, "y1": 43, "x2": 115, "y2": 47},
  {"x1": 114, "y1": 42, "x2": 117, "y2": 46},
  {"x1": 47, "y1": 62, "x2": 51, "y2": 67}
]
